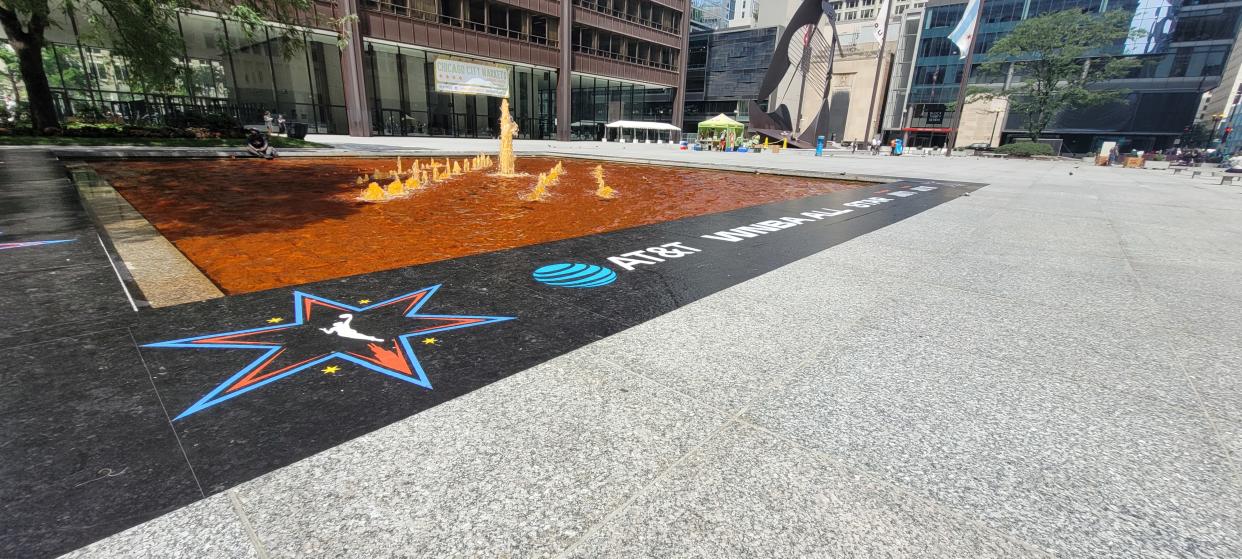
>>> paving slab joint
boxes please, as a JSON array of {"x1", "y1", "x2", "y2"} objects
[{"x1": 228, "y1": 490, "x2": 271, "y2": 559}]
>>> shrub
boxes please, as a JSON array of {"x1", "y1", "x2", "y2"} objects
[
  {"x1": 995, "y1": 142, "x2": 1054, "y2": 157},
  {"x1": 56, "y1": 122, "x2": 195, "y2": 139},
  {"x1": 64, "y1": 121, "x2": 124, "y2": 137},
  {"x1": 166, "y1": 111, "x2": 240, "y2": 132}
]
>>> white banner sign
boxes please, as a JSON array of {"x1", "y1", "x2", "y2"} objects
[
  {"x1": 434, "y1": 59, "x2": 510, "y2": 97},
  {"x1": 872, "y1": 0, "x2": 890, "y2": 42}
]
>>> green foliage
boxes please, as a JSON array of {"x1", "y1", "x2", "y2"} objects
[
  {"x1": 1179, "y1": 122, "x2": 1214, "y2": 149},
  {"x1": 0, "y1": 133, "x2": 327, "y2": 147},
  {"x1": 994, "y1": 142, "x2": 1054, "y2": 157},
  {"x1": 165, "y1": 111, "x2": 240, "y2": 131},
  {"x1": 67, "y1": 0, "x2": 323, "y2": 93},
  {"x1": 0, "y1": 0, "x2": 358, "y2": 130},
  {"x1": 42, "y1": 46, "x2": 90, "y2": 89},
  {"x1": 968, "y1": 9, "x2": 1141, "y2": 141},
  {"x1": 58, "y1": 120, "x2": 191, "y2": 138}
]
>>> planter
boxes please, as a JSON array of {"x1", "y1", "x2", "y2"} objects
[{"x1": 1145, "y1": 160, "x2": 1170, "y2": 170}]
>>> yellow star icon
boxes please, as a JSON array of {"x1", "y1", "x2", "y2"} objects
[
  {"x1": 322, "y1": 365, "x2": 341, "y2": 375},
  {"x1": 266, "y1": 317, "x2": 284, "y2": 324},
  {"x1": 423, "y1": 337, "x2": 438, "y2": 345},
  {"x1": 358, "y1": 299, "x2": 372, "y2": 304}
]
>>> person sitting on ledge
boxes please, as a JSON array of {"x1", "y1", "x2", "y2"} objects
[
  {"x1": 245, "y1": 129, "x2": 277, "y2": 160},
  {"x1": 1226, "y1": 151, "x2": 1242, "y2": 173}
]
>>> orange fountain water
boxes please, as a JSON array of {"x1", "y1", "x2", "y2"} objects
[{"x1": 497, "y1": 97, "x2": 519, "y2": 176}]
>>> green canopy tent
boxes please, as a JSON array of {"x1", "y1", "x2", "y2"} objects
[{"x1": 696, "y1": 113, "x2": 745, "y2": 138}]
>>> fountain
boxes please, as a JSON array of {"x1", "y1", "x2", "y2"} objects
[
  {"x1": 524, "y1": 173, "x2": 549, "y2": 202},
  {"x1": 497, "y1": 97, "x2": 520, "y2": 176},
  {"x1": 359, "y1": 153, "x2": 494, "y2": 201},
  {"x1": 362, "y1": 181, "x2": 385, "y2": 201},
  {"x1": 386, "y1": 178, "x2": 404, "y2": 197},
  {"x1": 522, "y1": 161, "x2": 567, "y2": 202},
  {"x1": 592, "y1": 165, "x2": 616, "y2": 199},
  {"x1": 100, "y1": 155, "x2": 869, "y2": 294}
]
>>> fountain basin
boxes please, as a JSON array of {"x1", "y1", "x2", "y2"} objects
[{"x1": 89, "y1": 156, "x2": 869, "y2": 294}]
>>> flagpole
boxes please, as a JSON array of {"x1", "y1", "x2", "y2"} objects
[
  {"x1": 863, "y1": 0, "x2": 894, "y2": 144},
  {"x1": 945, "y1": 0, "x2": 986, "y2": 157}
]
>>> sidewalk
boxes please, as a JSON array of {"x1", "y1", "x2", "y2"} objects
[{"x1": 5, "y1": 140, "x2": 1240, "y2": 557}]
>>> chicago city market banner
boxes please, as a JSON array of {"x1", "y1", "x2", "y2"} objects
[{"x1": 434, "y1": 58, "x2": 510, "y2": 98}]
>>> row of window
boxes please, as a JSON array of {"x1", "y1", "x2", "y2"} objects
[
  {"x1": 572, "y1": 27, "x2": 678, "y2": 70},
  {"x1": 911, "y1": 42, "x2": 1230, "y2": 95},
  {"x1": 828, "y1": 0, "x2": 926, "y2": 20},
  {"x1": 573, "y1": 0, "x2": 683, "y2": 34},
  {"x1": 367, "y1": 0, "x2": 561, "y2": 46},
  {"x1": 569, "y1": 74, "x2": 673, "y2": 126}
]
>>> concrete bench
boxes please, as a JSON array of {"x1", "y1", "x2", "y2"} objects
[{"x1": 1220, "y1": 174, "x2": 1241, "y2": 185}]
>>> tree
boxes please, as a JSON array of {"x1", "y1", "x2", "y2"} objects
[
  {"x1": 968, "y1": 9, "x2": 1140, "y2": 142},
  {"x1": 1179, "y1": 122, "x2": 1214, "y2": 149},
  {"x1": 0, "y1": 46, "x2": 20, "y2": 103},
  {"x1": 0, "y1": 1, "x2": 351, "y2": 133}
]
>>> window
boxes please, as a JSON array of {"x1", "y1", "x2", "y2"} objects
[
  {"x1": 919, "y1": 36, "x2": 960, "y2": 57},
  {"x1": 926, "y1": 5, "x2": 964, "y2": 29},
  {"x1": 982, "y1": 0, "x2": 1024, "y2": 23},
  {"x1": 1171, "y1": 9, "x2": 1242, "y2": 43}
]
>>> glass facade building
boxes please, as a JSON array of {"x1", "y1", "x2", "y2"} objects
[
  {"x1": 683, "y1": 25, "x2": 778, "y2": 131},
  {"x1": 889, "y1": 0, "x2": 1240, "y2": 152},
  {"x1": 7, "y1": 0, "x2": 690, "y2": 140}
]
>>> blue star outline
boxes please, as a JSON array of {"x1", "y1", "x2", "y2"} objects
[{"x1": 143, "y1": 286, "x2": 515, "y2": 420}]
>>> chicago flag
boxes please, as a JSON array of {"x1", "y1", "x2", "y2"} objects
[{"x1": 948, "y1": 0, "x2": 981, "y2": 59}]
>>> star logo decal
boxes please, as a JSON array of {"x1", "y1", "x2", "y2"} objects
[{"x1": 143, "y1": 285, "x2": 514, "y2": 420}]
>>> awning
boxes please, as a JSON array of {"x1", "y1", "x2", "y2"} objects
[
  {"x1": 604, "y1": 120, "x2": 681, "y2": 131},
  {"x1": 697, "y1": 114, "x2": 745, "y2": 130}
]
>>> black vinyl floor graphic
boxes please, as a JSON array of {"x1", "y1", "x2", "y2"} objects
[{"x1": 0, "y1": 151, "x2": 982, "y2": 557}]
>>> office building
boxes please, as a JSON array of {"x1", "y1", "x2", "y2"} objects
[
  {"x1": 883, "y1": 0, "x2": 1240, "y2": 153},
  {"x1": 11, "y1": 0, "x2": 691, "y2": 140},
  {"x1": 683, "y1": 25, "x2": 779, "y2": 130}
]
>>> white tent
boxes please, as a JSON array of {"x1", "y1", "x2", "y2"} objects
[{"x1": 603, "y1": 120, "x2": 682, "y2": 143}]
